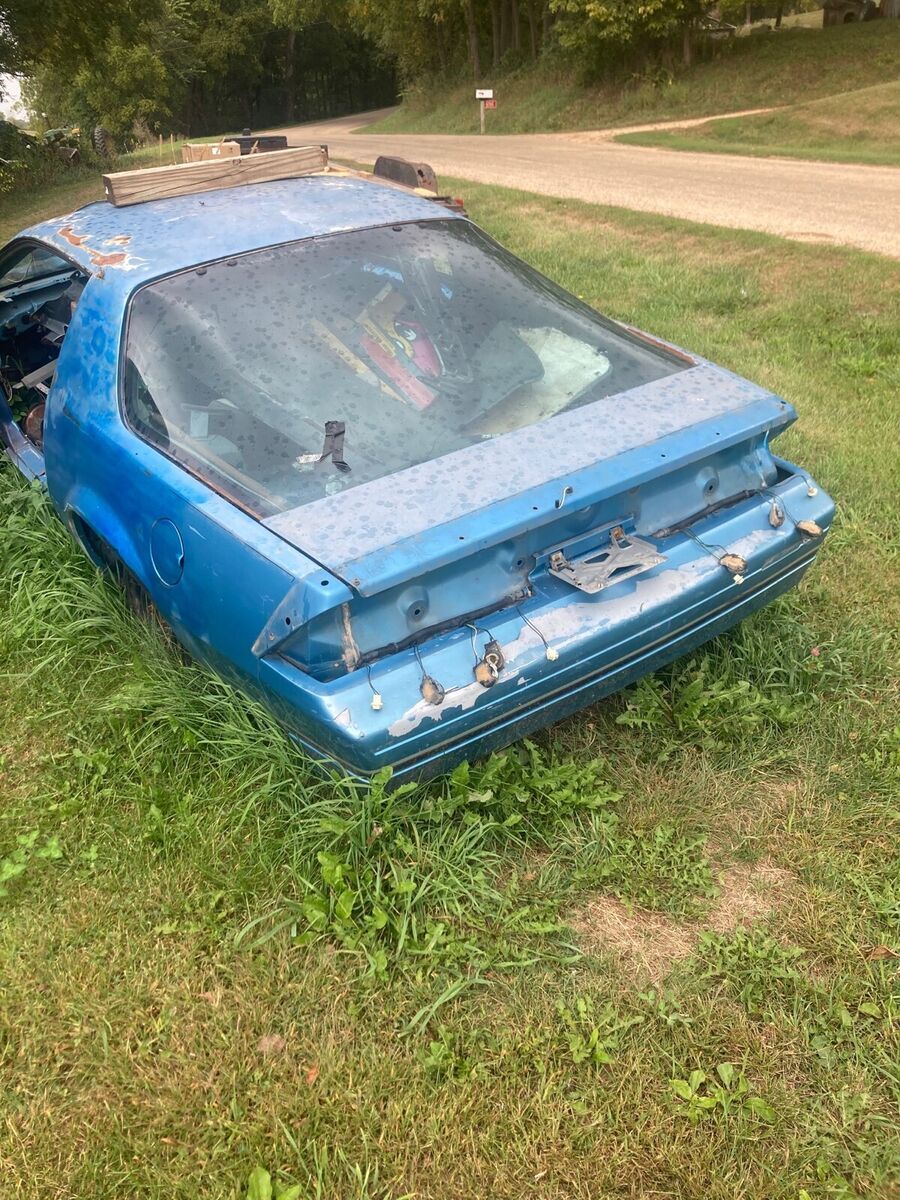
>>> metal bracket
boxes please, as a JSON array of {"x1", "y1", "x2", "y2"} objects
[{"x1": 548, "y1": 526, "x2": 666, "y2": 595}]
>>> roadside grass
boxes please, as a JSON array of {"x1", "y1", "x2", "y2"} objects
[
  {"x1": 1, "y1": 174, "x2": 899, "y2": 1198},
  {"x1": 1, "y1": 144, "x2": 215, "y2": 244},
  {"x1": 745, "y1": 8, "x2": 825, "y2": 29},
  {"x1": 617, "y1": 79, "x2": 900, "y2": 166},
  {"x1": 366, "y1": 22, "x2": 900, "y2": 135}
]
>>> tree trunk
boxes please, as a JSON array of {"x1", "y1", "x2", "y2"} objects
[
  {"x1": 526, "y1": 0, "x2": 538, "y2": 60},
  {"x1": 500, "y1": 0, "x2": 509, "y2": 55},
  {"x1": 882, "y1": 0, "x2": 900, "y2": 16},
  {"x1": 511, "y1": 0, "x2": 521, "y2": 51},
  {"x1": 435, "y1": 16, "x2": 449, "y2": 73},
  {"x1": 682, "y1": 21, "x2": 693, "y2": 67},
  {"x1": 774, "y1": 2, "x2": 784, "y2": 28},
  {"x1": 464, "y1": 0, "x2": 481, "y2": 79},
  {"x1": 490, "y1": 0, "x2": 502, "y2": 67},
  {"x1": 542, "y1": 1, "x2": 552, "y2": 41},
  {"x1": 285, "y1": 27, "x2": 295, "y2": 123}
]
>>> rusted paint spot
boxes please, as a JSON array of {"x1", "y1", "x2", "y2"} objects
[
  {"x1": 56, "y1": 224, "x2": 131, "y2": 269},
  {"x1": 58, "y1": 224, "x2": 89, "y2": 248},
  {"x1": 88, "y1": 251, "x2": 127, "y2": 268}
]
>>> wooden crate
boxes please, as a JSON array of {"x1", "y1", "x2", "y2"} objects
[
  {"x1": 181, "y1": 141, "x2": 241, "y2": 163},
  {"x1": 103, "y1": 144, "x2": 328, "y2": 207}
]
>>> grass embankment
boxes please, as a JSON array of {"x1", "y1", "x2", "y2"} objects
[
  {"x1": 366, "y1": 21, "x2": 900, "y2": 135},
  {"x1": 1, "y1": 143, "x2": 218, "y2": 244},
  {"x1": 1, "y1": 174, "x2": 899, "y2": 1199},
  {"x1": 618, "y1": 78, "x2": 900, "y2": 166},
  {"x1": 749, "y1": 8, "x2": 824, "y2": 28}
]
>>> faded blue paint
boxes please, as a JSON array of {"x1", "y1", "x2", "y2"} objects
[
  {"x1": 264, "y1": 362, "x2": 791, "y2": 593},
  {"x1": 23, "y1": 175, "x2": 455, "y2": 294},
  {"x1": 2, "y1": 175, "x2": 835, "y2": 781}
]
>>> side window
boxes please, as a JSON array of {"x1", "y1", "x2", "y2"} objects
[
  {"x1": 0, "y1": 241, "x2": 86, "y2": 449},
  {"x1": 0, "y1": 245, "x2": 71, "y2": 288}
]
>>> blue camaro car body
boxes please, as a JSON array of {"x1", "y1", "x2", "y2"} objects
[{"x1": 0, "y1": 167, "x2": 834, "y2": 781}]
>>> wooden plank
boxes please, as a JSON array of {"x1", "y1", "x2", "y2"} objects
[
  {"x1": 181, "y1": 141, "x2": 241, "y2": 163},
  {"x1": 103, "y1": 144, "x2": 328, "y2": 207}
]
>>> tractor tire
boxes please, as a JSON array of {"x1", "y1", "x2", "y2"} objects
[{"x1": 92, "y1": 126, "x2": 116, "y2": 159}]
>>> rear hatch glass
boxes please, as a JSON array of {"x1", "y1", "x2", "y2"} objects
[{"x1": 123, "y1": 218, "x2": 686, "y2": 518}]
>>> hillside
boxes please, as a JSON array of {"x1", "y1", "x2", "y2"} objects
[
  {"x1": 366, "y1": 21, "x2": 900, "y2": 135},
  {"x1": 617, "y1": 79, "x2": 900, "y2": 166}
]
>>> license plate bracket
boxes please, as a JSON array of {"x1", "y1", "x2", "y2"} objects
[{"x1": 548, "y1": 526, "x2": 665, "y2": 594}]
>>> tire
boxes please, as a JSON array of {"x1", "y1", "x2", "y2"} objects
[{"x1": 92, "y1": 126, "x2": 116, "y2": 159}]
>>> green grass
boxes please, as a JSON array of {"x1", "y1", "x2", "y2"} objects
[
  {"x1": 617, "y1": 79, "x2": 900, "y2": 166},
  {"x1": 744, "y1": 8, "x2": 825, "y2": 30},
  {"x1": 1, "y1": 171, "x2": 899, "y2": 1199},
  {"x1": 366, "y1": 22, "x2": 900, "y2": 135},
  {"x1": 0, "y1": 144, "x2": 217, "y2": 244}
]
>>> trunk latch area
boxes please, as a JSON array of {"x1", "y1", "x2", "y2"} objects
[{"x1": 548, "y1": 526, "x2": 666, "y2": 595}]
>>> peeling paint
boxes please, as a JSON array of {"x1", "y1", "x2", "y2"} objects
[
  {"x1": 23, "y1": 176, "x2": 453, "y2": 290},
  {"x1": 89, "y1": 251, "x2": 129, "y2": 268},
  {"x1": 332, "y1": 707, "x2": 364, "y2": 739},
  {"x1": 52, "y1": 222, "x2": 138, "y2": 271},
  {"x1": 387, "y1": 527, "x2": 782, "y2": 737},
  {"x1": 57, "y1": 224, "x2": 89, "y2": 248},
  {"x1": 389, "y1": 678, "x2": 485, "y2": 737},
  {"x1": 341, "y1": 602, "x2": 361, "y2": 672}
]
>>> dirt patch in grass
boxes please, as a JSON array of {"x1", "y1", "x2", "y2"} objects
[
  {"x1": 571, "y1": 858, "x2": 795, "y2": 983},
  {"x1": 707, "y1": 860, "x2": 794, "y2": 931},
  {"x1": 570, "y1": 897, "x2": 696, "y2": 983}
]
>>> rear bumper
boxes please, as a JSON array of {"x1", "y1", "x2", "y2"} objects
[{"x1": 259, "y1": 468, "x2": 834, "y2": 782}]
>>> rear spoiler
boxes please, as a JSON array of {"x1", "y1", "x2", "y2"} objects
[{"x1": 372, "y1": 156, "x2": 465, "y2": 214}]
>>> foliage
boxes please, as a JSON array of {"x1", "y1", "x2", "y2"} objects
[
  {"x1": 555, "y1": 993, "x2": 642, "y2": 1066},
  {"x1": 7, "y1": 0, "x2": 895, "y2": 140},
  {"x1": 551, "y1": 0, "x2": 710, "y2": 66},
  {"x1": 670, "y1": 1062, "x2": 777, "y2": 1124},
  {"x1": 370, "y1": 19, "x2": 900, "y2": 134},
  {"x1": 236, "y1": 743, "x2": 619, "y2": 976},
  {"x1": 10, "y1": 0, "x2": 397, "y2": 137},
  {"x1": 615, "y1": 653, "x2": 801, "y2": 761},
  {"x1": 245, "y1": 1166, "x2": 301, "y2": 1200},
  {"x1": 0, "y1": 0, "x2": 148, "y2": 78},
  {"x1": 0, "y1": 118, "x2": 105, "y2": 199},
  {"x1": 699, "y1": 926, "x2": 807, "y2": 1015},
  {"x1": 0, "y1": 828, "x2": 63, "y2": 899}
]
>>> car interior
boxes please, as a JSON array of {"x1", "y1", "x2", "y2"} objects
[
  {"x1": 0, "y1": 243, "x2": 87, "y2": 449},
  {"x1": 123, "y1": 220, "x2": 680, "y2": 519}
]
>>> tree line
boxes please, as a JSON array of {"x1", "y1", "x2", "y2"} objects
[{"x1": 1, "y1": 0, "x2": 817, "y2": 137}]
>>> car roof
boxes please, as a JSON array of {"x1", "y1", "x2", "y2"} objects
[{"x1": 21, "y1": 173, "x2": 458, "y2": 294}]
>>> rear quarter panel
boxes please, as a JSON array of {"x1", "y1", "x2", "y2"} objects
[{"x1": 42, "y1": 270, "x2": 336, "y2": 705}]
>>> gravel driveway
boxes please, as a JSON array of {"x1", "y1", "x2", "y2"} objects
[{"x1": 266, "y1": 109, "x2": 900, "y2": 259}]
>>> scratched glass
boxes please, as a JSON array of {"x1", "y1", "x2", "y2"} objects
[
  {"x1": 0, "y1": 244, "x2": 72, "y2": 287},
  {"x1": 123, "y1": 219, "x2": 685, "y2": 517}
]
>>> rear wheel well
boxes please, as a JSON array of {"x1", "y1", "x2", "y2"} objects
[{"x1": 68, "y1": 511, "x2": 155, "y2": 619}]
